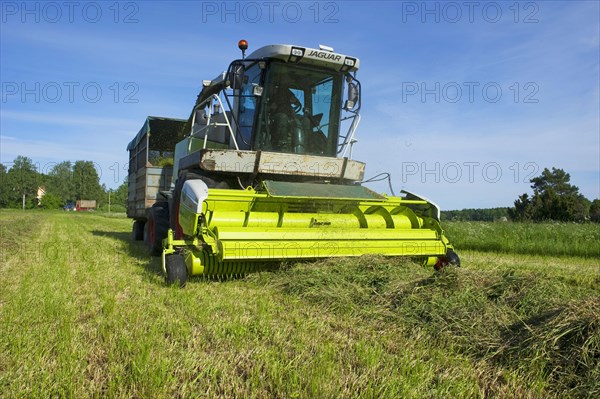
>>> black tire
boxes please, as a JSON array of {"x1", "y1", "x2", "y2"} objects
[
  {"x1": 144, "y1": 202, "x2": 169, "y2": 256},
  {"x1": 435, "y1": 249, "x2": 461, "y2": 271},
  {"x1": 446, "y1": 249, "x2": 460, "y2": 267},
  {"x1": 132, "y1": 220, "x2": 145, "y2": 241},
  {"x1": 165, "y1": 254, "x2": 187, "y2": 287}
]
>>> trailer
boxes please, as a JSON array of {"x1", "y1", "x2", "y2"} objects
[
  {"x1": 126, "y1": 116, "x2": 187, "y2": 240},
  {"x1": 76, "y1": 200, "x2": 96, "y2": 211}
]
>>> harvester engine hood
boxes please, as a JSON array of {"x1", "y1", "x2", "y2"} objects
[{"x1": 179, "y1": 179, "x2": 209, "y2": 237}]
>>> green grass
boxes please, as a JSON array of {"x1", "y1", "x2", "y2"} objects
[
  {"x1": 248, "y1": 254, "x2": 599, "y2": 398},
  {"x1": 444, "y1": 221, "x2": 600, "y2": 257},
  {"x1": 0, "y1": 211, "x2": 598, "y2": 398}
]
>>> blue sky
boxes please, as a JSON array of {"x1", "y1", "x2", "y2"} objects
[{"x1": 1, "y1": 0, "x2": 598, "y2": 210}]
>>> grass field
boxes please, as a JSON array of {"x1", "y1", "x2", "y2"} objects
[
  {"x1": 444, "y1": 221, "x2": 600, "y2": 258},
  {"x1": 1, "y1": 210, "x2": 598, "y2": 398}
]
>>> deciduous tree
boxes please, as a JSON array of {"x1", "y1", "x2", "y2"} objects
[
  {"x1": 47, "y1": 161, "x2": 75, "y2": 203},
  {"x1": 73, "y1": 161, "x2": 103, "y2": 201},
  {"x1": 4, "y1": 156, "x2": 40, "y2": 209}
]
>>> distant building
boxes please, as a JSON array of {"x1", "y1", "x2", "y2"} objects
[{"x1": 36, "y1": 186, "x2": 46, "y2": 204}]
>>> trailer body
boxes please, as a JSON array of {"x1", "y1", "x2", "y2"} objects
[
  {"x1": 76, "y1": 200, "x2": 96, "y2": 211},
  {"x1": 126, "y1": 116, "x2": 186, "y2": 220}
]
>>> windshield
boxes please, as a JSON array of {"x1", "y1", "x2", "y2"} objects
[{"x1": 253, "y1": 62, "x2": 342, "y2": 156}]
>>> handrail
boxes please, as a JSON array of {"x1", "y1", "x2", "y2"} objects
[
  {"x1": 189, "y1": 94, "x2": 239, "y2": 151},
  {"x1": 339, "y1": 113, "x2": 361, "y2": 158}
]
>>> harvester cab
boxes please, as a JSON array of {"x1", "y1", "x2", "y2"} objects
[
  {"x1": 225, "y1": 42, "x2": 360, "y2": 158},
  {"x1": 175, "y1": 41, "x2": 362, "y2": 182},
  {"x1": 128, "y1": 41, "x2": 459, "y2": 286}
]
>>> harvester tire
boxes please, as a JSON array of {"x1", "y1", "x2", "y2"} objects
[
  {"x1": 446, "y1": 249, "x2": 460, "y2": 267},
  {"x1": 132, "y1": 220, "x2": 144, "y2": 241},
  {"x1": 434, "y1": 249, "x2": 461, "y2": 271},
  {"x1": 144, "y1": 202, "x2": 169, "y2": 256},
  {"x1": 165, "y1": 254, "x2": 187, "y2": 287}
]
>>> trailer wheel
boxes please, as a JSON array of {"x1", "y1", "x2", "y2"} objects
[
  {"x1": 132, "y1": 220, "x2": 145, "y2": 241},
  {"x1": 144, "y1": 202, "x2": 169, "y2": 256},
  {"x1": 165, "y1": 254, "x2": 187, "y2": 287}
]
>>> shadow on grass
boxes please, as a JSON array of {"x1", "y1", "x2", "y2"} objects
[
  {"x1": 90, "y1": 229, "x2": 284, "y2": 286},
  {"x1": 413, "y1": 267, "x2": 460, "y2": 287},
  {"x1": 90, "y1": 230, "x2": 163, "y2": 280}
]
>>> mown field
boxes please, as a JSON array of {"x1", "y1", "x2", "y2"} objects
[{"x1": 0, "y1": 210, "x2": 598, "y2": 398}]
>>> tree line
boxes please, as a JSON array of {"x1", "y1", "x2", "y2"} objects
[
  {"x1": 444, "y1": 167, "x2": 599, "y2": 223},
  {"x1": 1, "y1": 157, "x2": 598, "y2": 222},
  {"x1": 0, "y1": 155, "x2": 128, "y2": 211},
  {"x1": 441, "y1": 207, "x2": 509, "y2": 222}
]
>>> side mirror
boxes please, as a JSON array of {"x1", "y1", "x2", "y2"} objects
[
  {"x1": 344, "y1": 80, "x2": 359, "y2": 110},
  {"x1": 228, "y1": 65, "x2": 244, "y2": 90}
]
